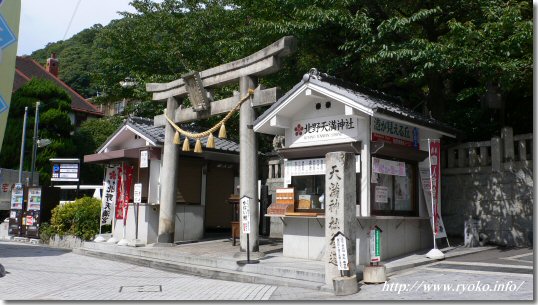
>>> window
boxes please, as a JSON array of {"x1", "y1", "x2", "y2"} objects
[
  {"x1": 371, "y1": 160, "x2": 417, "y2": 216},
  {"x1": 290, "y1": 173, "x2": 361, "y2": 212}
]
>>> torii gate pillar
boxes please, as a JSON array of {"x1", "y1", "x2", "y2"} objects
[
  {"x1": 158, "y1": 97, "x2": 179, "y2": 243},
  {"x1": 239, "y1": 75, "x2": 259, "y2": 252}
]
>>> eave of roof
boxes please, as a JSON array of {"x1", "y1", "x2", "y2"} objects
[{"x1": 96, "y1": 116, "x2": 240, "y2": 155}]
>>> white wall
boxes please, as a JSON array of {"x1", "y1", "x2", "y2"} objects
[
  {"x1": 113, "y1": 203, "x2": 160, "y2": 244},
  {"x1": 282, "y1": 217, "x2": 433, "y2": 265}
]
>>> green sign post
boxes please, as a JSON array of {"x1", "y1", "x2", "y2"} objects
[{"x1": 370, "y1": 225, "x2": 382, "y2": 264}]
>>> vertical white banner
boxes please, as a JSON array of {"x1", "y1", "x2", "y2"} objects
[{"x1": 100, "y1": 166, "x2": 117, "y2": 226}]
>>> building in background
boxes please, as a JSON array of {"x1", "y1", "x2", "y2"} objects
[{"x1": 13, "y1": 53, "x2": 103, "y2": 125}]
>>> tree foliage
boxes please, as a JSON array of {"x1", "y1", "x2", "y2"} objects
[
  {"x1": 30, "y1": 0, "x2": 532, "y2": 143},
  {"x1": 2, "y1": 80, "x2": 124, "y2": 186},
  {"x1": 0, "y1": 79, "x2": 76, "y2": 184}
]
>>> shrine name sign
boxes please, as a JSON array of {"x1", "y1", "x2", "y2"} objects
[{"x1": 288, "y1": 115, "x2": 359, "y2": 147}]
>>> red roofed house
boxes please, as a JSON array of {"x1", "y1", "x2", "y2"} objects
[{"x1": 13, "y1": 53, "x2": 103, "y2": 125}]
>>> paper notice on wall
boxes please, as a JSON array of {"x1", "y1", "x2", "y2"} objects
[
  {"x1": 374, "y1": 186, "x2": 388, "y2": 203},
  {"x1": 372, "y1": 157, "x2": 406, "y2": 176}
]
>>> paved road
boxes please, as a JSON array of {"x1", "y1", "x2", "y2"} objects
[
  {"x1": 271, "y1": 247, "x2": 534, "y2": 301},
  {"x1": 0, "y1": 241, "x2": 533, "y2": 301},
  {"x1": 0, "y1": 242, "x2": 277, "y2": 301}
]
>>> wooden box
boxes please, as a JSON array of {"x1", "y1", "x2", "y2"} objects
[{"x1": 276, "y1": 188, "x2": 295, "y2": 204}]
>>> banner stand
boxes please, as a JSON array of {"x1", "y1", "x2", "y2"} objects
[{"x1": 425, "y1": 139, "x2": 445, "y2": 260}]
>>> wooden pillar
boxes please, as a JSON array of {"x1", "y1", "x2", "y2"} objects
[
  {"x1": 157, "y1": 96, "x2": 180, "y2": 243},
  {"x1": 239, "y1": 75, "x2": 259, "y2": 253}
]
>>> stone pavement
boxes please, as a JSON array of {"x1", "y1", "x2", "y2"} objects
[
  {"x1": 0, "y1": 240, "x2": 532, "y2": 301},
  {"x1": 0, "y1": 241, "x2": 277, "y2": 301}
]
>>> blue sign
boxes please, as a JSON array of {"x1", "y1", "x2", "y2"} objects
[
  {"x1": 0, "y1": 95, "x2": 7, "y2": 114},
  {"x1": 0, "y1": 15, "x2": 16, "y2": 50}
]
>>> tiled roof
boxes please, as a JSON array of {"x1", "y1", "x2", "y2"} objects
[
  {"x1": 13, "y1": 56, "x2": 103, "y2": 116},
  {"x1": 254, "y1": 70, "x2": 459, "y2": 136},
  {"x1": 127, "y1": 116, "x2": 240, "y2": 153}
]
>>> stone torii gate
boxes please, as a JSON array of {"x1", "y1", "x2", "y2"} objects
[{"x1": 146, "y1": 36, "x2": 297, "y2": 254}]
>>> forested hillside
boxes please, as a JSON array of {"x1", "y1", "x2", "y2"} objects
[{"x1": 30, "y1": 0, "x2": 532, "y2": 142}]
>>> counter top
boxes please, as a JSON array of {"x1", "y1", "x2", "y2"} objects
[{"x1": 265, "y1": 214, "x2": 430, "y2": 220}]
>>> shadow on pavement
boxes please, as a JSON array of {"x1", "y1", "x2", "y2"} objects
[{"x1": 0, "y1": 242, "x2": 70, "y2": 258}]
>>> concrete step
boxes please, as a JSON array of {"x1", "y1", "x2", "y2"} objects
[
  {"x1": 82, "y1": 242, "x2": 326, "y2": 283},
  {"x1": 74, "y1": 248, "x2": 326, "y2": 291}
]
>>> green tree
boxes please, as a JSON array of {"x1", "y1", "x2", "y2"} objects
[
  {"x1": 0, "y1": 79, "x2": 76, "y2": 185},
  {"x1": 29, "y1": 0, "x2": 532, "y2": 144}
]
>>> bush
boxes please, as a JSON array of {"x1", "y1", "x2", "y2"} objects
[
  {"x1": 39, "y1": 222, "x2": 54, "y2": 243},
  {"x1": 49, "y1": 196, "x2": 101, "y2": 241}
]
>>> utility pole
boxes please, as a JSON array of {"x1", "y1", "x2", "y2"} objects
[
  {"x1": 18, "y1": 107, "x2": 28, "y2": 184},
  {"x1": 30, "y1": 101, "x2": 40, "y2": 186}
]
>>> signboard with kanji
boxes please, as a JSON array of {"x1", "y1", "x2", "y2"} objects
[
  {"x1": 140, "y1": 150, "x2": 148, "y2": 168},
  {"x1": 370, "y1": 227, "x2": 381, "y2": 263},
  {"x1": 100, "y1": 166, "x2": 118, "y2": 226},
  {"x1": 240, "y1": 196, "x2": 251, "y2": 234},
  {"x1": 371, "y1": 117, "x2": 419, "y2": 149},
  {"x1": 134, "y1": 183, "x2": 142, "y2": 204},
  {"x1": 334, "y1": 234, "x2": 349, "y2": 271},
  {"x1": 288, "y1": 115, "x2": 359, "y2": 148}
]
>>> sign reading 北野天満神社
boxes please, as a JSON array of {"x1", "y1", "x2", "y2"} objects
[
  {"x1": 288, "y1": 115, "x2": 359, "y2": 148},
  {"x1": 371, "y1": 117, "x2": 419, "y2": 149}
]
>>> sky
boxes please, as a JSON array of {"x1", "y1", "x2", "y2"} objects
[{"x1": 17, "y1": 0, "x2": 137, "y2": 55}]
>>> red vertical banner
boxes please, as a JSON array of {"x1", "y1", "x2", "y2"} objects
[
  {"x1": 115, "y1": 166, "x2": 123, "y2": 220},
  {"x1": 123, "y1": 164, "x2": 134, "y2": 223},
  {"x1": 428, "y1": 139, "x2": 441, "y2": 235}
]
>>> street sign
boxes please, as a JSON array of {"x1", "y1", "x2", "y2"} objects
[
  {"x1": 334, "y1": 234, "x2": 349, "y2": 271},
  {"x1": 240, "y1": 196, "x2": 250, "y2": 234},
  {"x1": 50, "y1": 159, "x2": 80, "y2": 182},
  {"x1": 134, "y1": 183, "x2": 142, "y2": 204},
  {"x1": 140, "y1": 151, "x2": 148, "y2": 168}
]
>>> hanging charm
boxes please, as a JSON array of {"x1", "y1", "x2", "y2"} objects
[
  {"x1": 182, "y1": 137, "x2": 190, "y2": 152},
  {"x1": 194, "y1": 138, "x2": 203, "y2": 153},
  {"x1": 218, "y1": 123, "x2": 227, "y2": 139},
  {"x1": 206, "y1": 133, "x2": 215, "y2": 149},
  {"x1": 173, "y1": 131, "x2": 181, "y2": 145}
]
